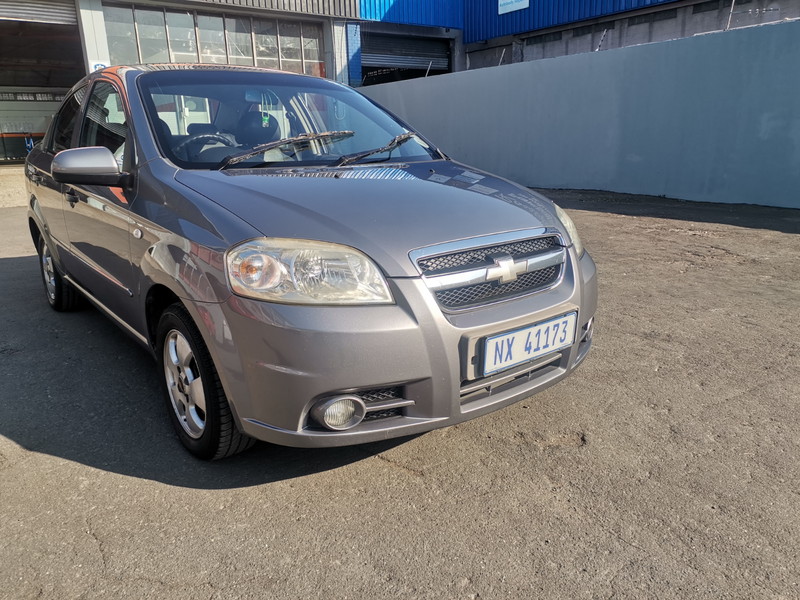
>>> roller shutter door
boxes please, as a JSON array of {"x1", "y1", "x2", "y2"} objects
[
  {"x1": 361, "y1": 34, "x2": 450, "y2": 71},
  {"x1": 0, "y1": 0, "x2": 77, "y2": 25}
]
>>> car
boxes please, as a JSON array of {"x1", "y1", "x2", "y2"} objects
[{"x1": 25, "y1": 65, "x2": 597, "y2": 460}]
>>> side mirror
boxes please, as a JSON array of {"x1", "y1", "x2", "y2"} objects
[{"x1": 52, "y1": 146, "x2": 127, "y2": 187}]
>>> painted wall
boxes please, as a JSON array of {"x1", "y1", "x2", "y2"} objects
[
  {"x1": 362, "y1": 20, "x2": 800, "y2": 209},
  {"x1": 464, "y1": 0, "x2": 680, "y2": 43},
  {"x1": 360, "y1": 0, "x2": 463, "y2": 29}
]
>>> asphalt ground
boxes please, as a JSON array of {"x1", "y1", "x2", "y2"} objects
[{"x1": 1, "y1": 172, "x2": 799, "y2": 598}]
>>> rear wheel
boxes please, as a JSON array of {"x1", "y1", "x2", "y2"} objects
[
  {"x1": 156, "y1": 303, "x2": 255, "y2": 460},
  {"x1": 37, "y1": 235, "x2": 83, "y2": 311}
]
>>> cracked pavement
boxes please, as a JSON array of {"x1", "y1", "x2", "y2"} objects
[{"x1": 1, "y1": 184, "x2": 799, "y2": 599}]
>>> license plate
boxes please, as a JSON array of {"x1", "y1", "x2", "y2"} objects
[{"x1": 483, "y1": 312, "x2": 577, "y2": 375}]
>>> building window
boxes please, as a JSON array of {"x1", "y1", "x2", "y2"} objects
[
  {"x1": 102, "y1": 4, "x2": 326, "y2": 77},
  {"x1": 226, "y1": 16, "x2": 254, "y2": 66},
  {"x1": 136, "y1": 9, "x2": 169, "y2": 63},
  {"x1": 197, "y1": 14, "x2": 227, "y2": 64},
  {"x1": 254, "y1": 19, "x2": 279, "y2": 69},
  {"x1": 104, "y1": 6, "x2": 138, "y2": 65},
  {"x1": 302, "y1": 23, "x2": 325, "y2": 77},
  {"x1": 166, "y1": 11, "x2": 198, "y2": 63},
  {"x1": 278, "y1": 21, "x2": 303, "y2": 74}
]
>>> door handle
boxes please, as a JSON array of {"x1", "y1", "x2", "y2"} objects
[
  {"x1": 31, "y1": 174, "x2": 43, "y2": 185},
  {"x1": 65, "y1": 190, "x2": 79, "y2": 207}
]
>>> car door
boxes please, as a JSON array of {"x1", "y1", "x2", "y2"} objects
[
  {"x1": 60, "y1": 80, "x2": 137, "y2": 321},
  {"x1": 27, "y1": 86, "x2": 87, "y2": 252}
]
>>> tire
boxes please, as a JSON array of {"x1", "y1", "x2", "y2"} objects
[
  {"x1": 37, "y1": 235, "x2": 83, "y2": 312},
  {"x1": 156, "y1": 303, "x2": 256, "y2": 460}
]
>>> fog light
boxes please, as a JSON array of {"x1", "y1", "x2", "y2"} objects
[{"x1": 311, "y1": 395, "x2": 366, "y2": 431}]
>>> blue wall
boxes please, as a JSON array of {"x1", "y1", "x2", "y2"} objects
[
  {"x1": 464, "y1": 0, "x2": 680, "y2": 43},
  {"x1": 359, "y1": 0, "x2": 682, "y2": 43},
  {"x1": 359, "y1": 0, "x2": 463, "y2": 29}
]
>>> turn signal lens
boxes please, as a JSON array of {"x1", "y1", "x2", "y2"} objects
[
  {"x1": 236, "y1": 253, "x2": 282, "y2": 289},
  {"x1": 554, "y1": 204, "x2": 585, "y2": 257}
]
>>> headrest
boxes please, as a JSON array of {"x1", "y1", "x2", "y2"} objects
[
  {"x1": 187, "y1": 123, "x2": 218, "y2": 136},
  {"x1": 157, "y1": 118, "x2": 173, "y2": 146},
  {"x1": 236, "y1": 111, "x2": 281, "y2": 147}
]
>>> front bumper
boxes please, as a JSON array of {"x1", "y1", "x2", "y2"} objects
[{"x1": 194, "y1": 248, "x2": 597, "y2": 448}]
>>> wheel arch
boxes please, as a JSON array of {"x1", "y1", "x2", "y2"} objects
[{"x1": 145, "y1": 284, "x2": 183, "y2": 350}]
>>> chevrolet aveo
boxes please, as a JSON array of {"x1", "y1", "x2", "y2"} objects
[{"x1": 25, "y1": 65, "x2": 597, "y2": 460}]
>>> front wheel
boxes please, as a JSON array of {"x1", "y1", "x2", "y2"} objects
[
  {"x1": 156, "y1": 303, "x2": 255, "y2": 460},
  {"x1": 37, "y1": 235, "x2": 83, "y2": 311}
]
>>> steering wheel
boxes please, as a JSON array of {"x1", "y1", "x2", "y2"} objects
[{"x1": 173, "y1": 133, "x2": 235, "y2": 154}]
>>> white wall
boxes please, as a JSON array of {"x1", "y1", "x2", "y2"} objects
[{"x1": 362, "y1": 20, "x2": 800, "y2": 208}]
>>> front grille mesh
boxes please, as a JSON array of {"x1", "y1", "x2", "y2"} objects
[
  {"x1": 435, "y1": 265, "x2": 559, "y2": 309},
  {"x1": 363, "y1": 408, "x2": 402, "y2": 421},
  {"x1": 417, "y1": 236, "x2": 558, "y2": 274},
  {"x1": 360, "y1": 387, "x2": 402, "y2": 404}
]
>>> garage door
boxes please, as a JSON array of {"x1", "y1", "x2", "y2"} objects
[
  {"x1": 0, "y1": 0, "x2": 77, "y2": 25},
  {"x1": 361, "y1": 33, "x2": 450, "y2": 71}
]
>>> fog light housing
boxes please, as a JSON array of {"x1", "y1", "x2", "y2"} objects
[
  {"x1": 311, "y1": 395, "x2": 366, "y2": 431},
  {"x1": 582, "y1": 317, "x2": 594, "y2": 342}
]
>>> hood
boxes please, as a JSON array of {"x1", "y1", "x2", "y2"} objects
[{"x1": 174, "y1": 160, "x2": 562, "y2": 278}]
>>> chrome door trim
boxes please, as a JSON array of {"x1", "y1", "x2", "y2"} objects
[{"x1": 63, "y1": 275, "x2": 147, "y2": 345}]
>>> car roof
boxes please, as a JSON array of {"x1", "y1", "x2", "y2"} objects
[{"x1": 98, "y1": 64, "x2": 308, "y2": 77}]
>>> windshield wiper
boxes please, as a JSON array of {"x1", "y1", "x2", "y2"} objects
[
  {"x1": 215, "y1": 131, "x2": 355, "y2": 170},
  {"x1": 332, "y1": 132, "x2": 416, "y2": 167}
]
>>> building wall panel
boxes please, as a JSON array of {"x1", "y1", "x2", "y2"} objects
[
  {"x1": 359, "y1": 0, "x2": 462, "y2": 29},
  {"x1": 362, "y1": 20, "x2": 800, "y2": 209},
  {"x1": 465, "y1": 0, "x2": 680, "y2": 43},
  {"x1": 189, "y1": 0, "x2": 359, "y2": 17}
]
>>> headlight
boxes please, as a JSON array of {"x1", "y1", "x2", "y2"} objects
[
  {"x1": 226, "y1": 238, "x2": 393, "y2": 305},
  {"x1": 554, "y1": 204, "x2": 584, "y2": 257}
]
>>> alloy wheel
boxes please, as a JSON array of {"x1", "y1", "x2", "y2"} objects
[
  {"x1": 41, "y1": 244, "x2": 56, "y2": 302},
  {"x1": 163, "y1": 329, "x2": 207, "y2": 439}
]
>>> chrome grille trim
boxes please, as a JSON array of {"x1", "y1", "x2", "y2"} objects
[
  {"x1": 409, "y1": 227, "x2": 550, "y2": 273},
  {"x1": 422, "y1": 247, "x2": 566, "y2": 292},
  {"x1": 409, "y1": 228, "x2": 567, "y2": 311}
]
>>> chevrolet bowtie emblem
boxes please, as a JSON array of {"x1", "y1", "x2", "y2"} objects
[{"x1": 486, "y1": 254, "x2": 527, "y2": 284}]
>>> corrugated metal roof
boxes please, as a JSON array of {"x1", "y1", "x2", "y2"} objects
[
  {"x1": 0, "y1": 0, "x2": 77, "y2": 25},
  {"x1": 189, "y1": 0, "x2": 359, "y2": 18},
  {"x1": 464, "y1": 0, "x2": 681, "y2": 43},
  {"x1": 359, "y1": 0, "x2": 463, "y2": 28}
]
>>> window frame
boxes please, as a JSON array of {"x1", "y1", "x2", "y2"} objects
[
  {"x1": 76, "y1": 78, "x2": 134, "y2": 174},
  {"x1": 47, "y1": 85, "x2": 89, "y2": 155},
  {"x1": 78, "y1": 80, "x2": 129, "y2": 156}
]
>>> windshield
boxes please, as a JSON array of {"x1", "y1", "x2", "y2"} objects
[{"x1": 137, "y1": 70, "x2": 437, "y2": 169}]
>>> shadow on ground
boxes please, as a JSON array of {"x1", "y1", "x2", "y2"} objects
[
  {"x1": 0, "y1": 255, "x2": 414, "y2": 489},
  {"x1": 536, "y1": 188, "x2": 800, "y2": 235}
]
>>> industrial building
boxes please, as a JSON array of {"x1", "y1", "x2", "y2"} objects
[{"x1": 1, "y1": 0, "x2": 795, "y2": 159}]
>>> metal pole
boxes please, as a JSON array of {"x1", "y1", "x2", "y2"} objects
[
  {"x1": 498, "y1": 48, "x2": 506, "y2": 66},
  {"x1": 425, "y1": 60, "x2": 432, "y2": 77},
  {"x1": 726, "y1": 0, "x2": 737, "y2": 30},
  {"x1": 595, "y1": 29, "x2": 608, "y2": 52}
]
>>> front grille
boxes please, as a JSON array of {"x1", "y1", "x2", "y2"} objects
[
  {"x1": 417, "y1": 236, "x2": 557, "y2": 274},
  {"x1": 363, "y1": 408, "x2": 402, "y2": 421},
  {"x1": 359, "y1": 387, "x2": 402, "y2": 404},
  {"x1": 435, "y1": 265, "x2": 560, "y2": 309}
]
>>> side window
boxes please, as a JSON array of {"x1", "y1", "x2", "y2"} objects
[
  {"x1": 50, "y1": 86, "x2": 87, "y2": 153},
  {"x1": 80, "y1": 82, "x2": 128, "y2": 166}
]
